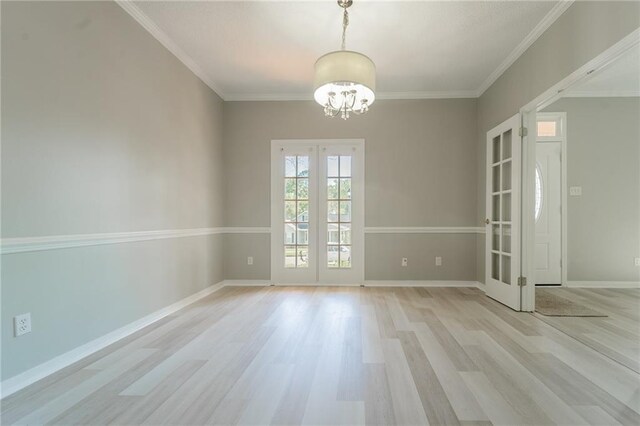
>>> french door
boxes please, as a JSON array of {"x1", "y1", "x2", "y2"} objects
[
  {"x1": 271, "y1": 140, "x2": 364, "y2": 284},
  {"x1": 485, "y1": 114, "x2": 522, "y2": 310}
]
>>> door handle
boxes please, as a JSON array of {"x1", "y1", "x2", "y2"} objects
[{"x1": 485, "y1": 218, "x2": 490, "y2": 225}]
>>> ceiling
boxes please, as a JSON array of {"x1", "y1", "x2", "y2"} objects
[
  {"x1": 124, "y1": 1, "x2": 567, "y2": 100},
  {"x1": 565, "y1": 47, "x2": 640, "y2": 97}
]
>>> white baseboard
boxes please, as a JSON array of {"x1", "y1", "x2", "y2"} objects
[
  {"x1": 222, "y1": 280, "x2": 484, "y2": 289},
  {"x1": 365, "y1": 280, "x2": 482, "y2": 288},
  {"x1": 0, "y1": 281, "x2": 224, "y2": 399},
  {"x1": 221, "y1": 279, "x2": 272, "y2": 287},
  {"x1": 566, "y1": 281, "x2": 640, "y2": 288}
]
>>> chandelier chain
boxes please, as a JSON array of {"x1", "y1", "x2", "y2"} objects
[{"x1": 341, "y1": 8, "x2": 349, "y2": 50}]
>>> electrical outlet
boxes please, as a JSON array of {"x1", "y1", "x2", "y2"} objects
[
  {"x1": 569, "y1": 186, "x2": 582, "y2": 196},
  {"x1": 635, "y1": 257, "x2": 640, "y2": 267},
  {"x1": 247, "y1": 256, "x2": 254, "y2": 265},
  {"x1": 435, "y1": 256, "x2": 442, "y2": 266},
  {"x1": 401, "y1": 258, "x2": 408, "y2": 267},
  {"x1": 14, "y1": 313, "x2": 31, "y2": 337}
]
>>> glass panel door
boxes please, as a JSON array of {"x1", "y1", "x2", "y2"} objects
[
  {"x1": 485, "y1": 114, "x2": 521, "y2": 310},
  {"x1": 271, "y1": 140, "x2": 364, "y2": 285},
  {"x1": 271, "y1": 143, "x2": 317, "y2": 284},
  {"x1": 319, "y1": 143, "x2": 364, "y2": 284}
]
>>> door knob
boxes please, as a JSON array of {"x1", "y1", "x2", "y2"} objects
[{"x1": 485, "y1": 218, "x2": 490, "y2": 225}]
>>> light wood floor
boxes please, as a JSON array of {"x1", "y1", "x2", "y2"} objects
[
  {"x1": 534, "y1": 287, "x2": 640, "y2": 374},
  {"x1": 2, "y1": 286, "x2": 639, "y2": 425}
]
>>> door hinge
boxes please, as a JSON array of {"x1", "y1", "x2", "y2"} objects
[
  {"x1": 519, "y1": 127, "x2": 528, "y2": 137},
  {"x1": 517, "y1": 276, "x2": 527, "y2": 287}
]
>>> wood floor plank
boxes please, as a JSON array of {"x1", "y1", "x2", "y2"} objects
[{"x1": 397, "y1": 330, "x2": 461, "y2": 426}]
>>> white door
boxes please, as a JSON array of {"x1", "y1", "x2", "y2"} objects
[
  {"x1": 271, "y1": 139, "x2": 364, "y2": 284},
  {"x1": 535, "y1": 142, "x2": 562, "y2": 284},
  {"x1": 485, "y1": 114, "x2": 522, "y2": 310}
]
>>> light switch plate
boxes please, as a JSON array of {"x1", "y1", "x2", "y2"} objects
[
  {"x1": 569, "y1": 186, "x2": 582, "y2": 196},
  {"x1": 401, "y1": 258, "x2": 408, "y2": 267},
  {"x1": 247, "y1": 256, "x2": 254, "y2": 265},
  {"x1": 435, "y1": 256, "x2": 442, "y2": 266}
]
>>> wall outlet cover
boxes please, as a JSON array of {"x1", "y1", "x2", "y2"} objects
[
  {"x1": 247, "y1": 256, "x2": 254, "y2": 265},
  {"x1": 401, "y1": 258, "x2": 408, "y2": 267},
  {"x1": 635, "y1": 257, "x2": 640, "y2": 267},
  {"x1": 435, "y1": 256, "x2": 443, "y2": 266},
  {"x1": 569, "y1": 186, "x2": 582, "y2": 196},
  {"x1": 14, "y1": 313, "x2": 32, "y2": 337}
]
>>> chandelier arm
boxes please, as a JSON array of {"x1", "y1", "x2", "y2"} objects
[{"x1": 326, "y1": 95, "x2": 341, "y2": 111}]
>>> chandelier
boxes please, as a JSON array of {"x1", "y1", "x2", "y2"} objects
[{"x1": 314, "y1": 0, "x2": 376, "y2": 120}]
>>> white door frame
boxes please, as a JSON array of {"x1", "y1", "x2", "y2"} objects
[
  {"x1": 270, "y1": 139, "x2": 365, "y2": 285},
  {"x1": 535, "y1": 112, "x2": 567, "y2": 286},
  {"x1": 518, "y1": 29, "x2": 639, "y2": 311}
]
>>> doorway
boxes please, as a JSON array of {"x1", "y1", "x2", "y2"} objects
[
  {"x1": 534, "y1": 113, "x2": 566, "y2": 286},
  {"x1": 270, "y1": 139, "x2": 365, "y2": 284}
]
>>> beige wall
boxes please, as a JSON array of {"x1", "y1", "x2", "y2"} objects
[
  {"x1": 1, "y1": 1, "x2": 225, "y2": 380},
  {"x1": 223, "y1": 99, "x2": 478, "y2": 280},
  {"x1": 476, "y1": 1, "x2": 640, "y2": 283},
  {"x1": 543, "y1": 97, "x2": 640, "y2": 282}
]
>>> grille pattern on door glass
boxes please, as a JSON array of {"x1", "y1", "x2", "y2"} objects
[
  {"x1": 284, "y1": 156, "x2": 309, "y2": 268},
  {"x1": 491, "y1": 131, "x2": 512, "y2": 284},
  {"x1": 327, "y1": 156, "x2": 351, "y2": 268}
]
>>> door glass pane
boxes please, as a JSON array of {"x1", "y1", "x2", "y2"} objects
[
  {"x1": 297, "y1": 156, "x2": 309, "y2": 177},
  {"x1": 340, "y1": 246, "x2": 352, "y2": 268},
  {"x1": 326, "y1": 155, "x2": 353, "y2": 269},
  {"x1": 340, "y1": 224, "x2": 351, "y2": 244},
  {"x1": 327, "y1": 246, "x2": 339, "y2": 268},
  {"x1": 285, "y1": 246, "x2": 296, "y2": 268},
  {"x1": 502, "y1": 160, "x2": 511, "y2": 191},
  {"x1": 502, "y1": 225, "x2": 511, "y2": 253},
  {"x1": 492, "y1": 136, "x2": 501, "y2": 163},
  {"x1": 327, "y1": 201, "x2": 339, "y2": 222},
  {"x1": 327, "y1": 156, "x2": 339, "y2": 177},
  {"x1": 297, "y1": 246, "x2": 309, "y2": 268},
  {"x1": 284, "y1": 179, "x2": 296, "y2": 200},
  {"x1": 491, "y1": 253, "x2": 500, "y2": 280},
  {"x1": 502, "y1": 256, "x2": 511, "y2": 284},
  {"x1": 492, "y1": 166, "x2": 500, "y2": 193},
  {"x1": 339, "y1": 178, "x2": 352, "y2": 199},
  {"x1": 297, "y1": 201, "x2": 309, "y2": 222},
  {"x1": 492, "y1": 195, "x2": 500, "y2": 221},
  {"x1": 340, "y1": 156, "x2": 352, "y2": 177},
  {"x1": 492, "y1": 225, "x2": 500, "y2": 251},
  {"x1": 283, "y1": 155, "x2": 311, "y2": 269},
  {"x1": 285, "y1": 156, "x2": 297, "y2": 177},
  {"x1": 327, "y1": 178, "x2": 339, "y2": 199},
  {"x1": 502, "y1": 130, "x2": 512, "y2": 160},
  {"x1": 537, "y1": 121, "x2": 557, "y2": 137},
  {"x1": 284, "y1": 201, "x2": 296, "y2": 222},
  {"x1": 297, "y1": 178, "x2": 309, "y2": 199},
  {"x1": 502, "y1": 192, "x2": 512, "y2": 222},
  {"x1": 339, "y1": 201, "x2": 351, "y2": 222}
]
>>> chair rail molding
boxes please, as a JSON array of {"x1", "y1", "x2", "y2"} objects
[{"x1": 2, "y1": 226, "x2": 486, "y2": 254}]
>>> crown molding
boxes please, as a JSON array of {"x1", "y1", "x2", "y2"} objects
[
  {"x1": 115, "y1": 0, "x2": 226, "y2": 100},
  {"x1": 562, "y1": 90, "x2": 640, "y2": 98},
  {"x1": 476, "y1": 0, "x2": 575, "y2": 97}
]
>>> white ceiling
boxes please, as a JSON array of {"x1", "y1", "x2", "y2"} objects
[
  {"x1": 565, "y1": 47, "x2": 640, "y2": 97},
  {"x1": 125, "y1": 1, "x2": 566, "y2": 100}
]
